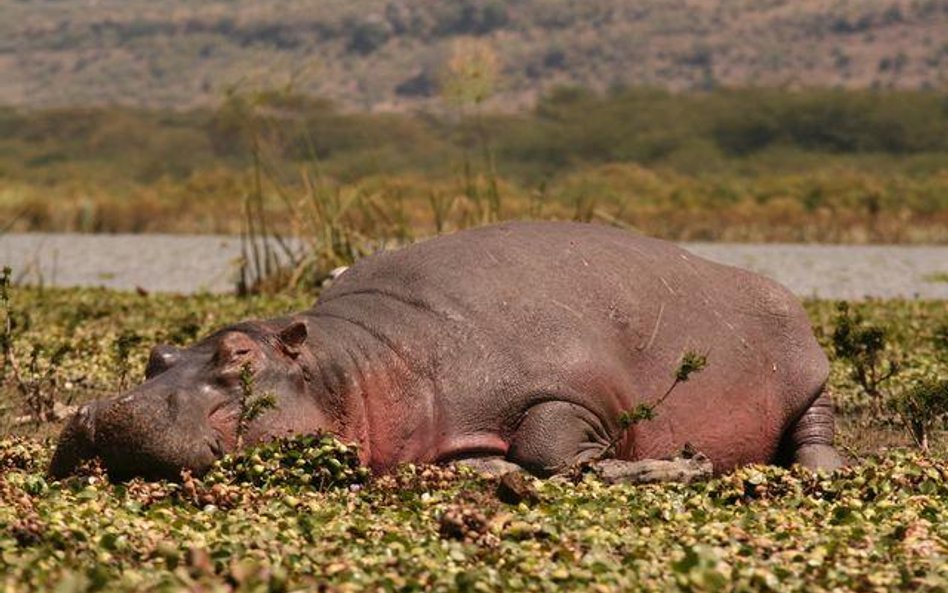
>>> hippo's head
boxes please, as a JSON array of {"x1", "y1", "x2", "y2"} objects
[{"x1": 49, "y1": 318, "x2": 326, "y2": 480}]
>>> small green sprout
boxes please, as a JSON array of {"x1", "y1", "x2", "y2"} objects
[
  {"x1": 831, "y1": 302, "x2": 948, "y2": 452},
  {"x1": 676, "y1": 351, "x2": 708, "y2": 382},
  {"x1": 618, "y1": 404, "x2": 656, "y2": 430},
  {"x1": 0, "y1": 266, "x2": 11, "y2": 301},
  {"x1": 607, "y1": 349, "x2": 709, "y2": 458},
  {"x1": 236, "y1": 362, "x2": 277, "y2": 449}
]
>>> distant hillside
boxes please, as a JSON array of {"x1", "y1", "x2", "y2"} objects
[{"x1": 2, "y1": 0, "x2": 948, "y2": 110}]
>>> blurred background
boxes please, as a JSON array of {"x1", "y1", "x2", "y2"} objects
[
  {"x1": 1, "y1": 0, "x2": 947, "y2": 293},
  {"x1": 2, "y1": 6, "x2": 947, "y2": 589}
]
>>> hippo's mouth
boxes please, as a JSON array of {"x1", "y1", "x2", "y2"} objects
[
  {"x1": 207, "y1": 400, "x2": 241, "y2": 457},
  {"x1": 46, "y1": 398, "x2": 243, "y2": 481}
]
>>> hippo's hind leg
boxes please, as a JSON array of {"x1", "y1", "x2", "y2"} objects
[
  {"x1": 780, "y1": 388, "x2": 845, "y2": 472},
  {"x1": 506, "y1": 400, "x2": 611, "y2": 477},
  {"x1": 504, "y1": 400, "x2": 710, "y2": 484}
]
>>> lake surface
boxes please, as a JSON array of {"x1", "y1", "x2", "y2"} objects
[{"x1": 0, "y1": 233, "x2": 946, "y2": 300}]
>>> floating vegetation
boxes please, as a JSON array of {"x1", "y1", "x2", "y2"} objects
[
  {"x1": 0, "y1": 288, "x2": 944, "y2": 591},
  {"x1": 0, "y1": 438, "x2": 946, "y2": 591}
]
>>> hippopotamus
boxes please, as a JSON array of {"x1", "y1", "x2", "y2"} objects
[{"x1": 49, "y1": 221, "x2": 843, "y2": 480}]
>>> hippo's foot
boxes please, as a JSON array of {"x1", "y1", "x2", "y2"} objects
[
  {"x1": 452, "y1": 457, "x2": 525, "y2": 477},
  {"x1": 793, "y1": 444, "x2": 845, "y2": 473},
  {"x1": 783, "y1": 388, "x2": 846, "y2": 473},
  {"x1": 590, "y1": 455, "x2": 713, "y2": 485}
]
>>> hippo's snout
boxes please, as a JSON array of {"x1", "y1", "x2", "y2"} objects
[
  {"x1": 49, "y1": 324, "x2": 315, "y2": 482},
  {"x1": 48, "y1": 403, "x2": 101, "y2": 479},
  {"x1": 49, "y1": 389, "x2": 224, "y2": 481}
]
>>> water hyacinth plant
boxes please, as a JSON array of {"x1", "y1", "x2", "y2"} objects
[
  {"x1": 0, "y1": 288, "x2": 944, "y2": 591},
  {"x1": 0, "y1": 434, "x2": 946, "y2": 591}
]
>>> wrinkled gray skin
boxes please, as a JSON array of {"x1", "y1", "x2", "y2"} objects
[{"x1": 50, "y1": 222, "x2": 844, "y2": 480}]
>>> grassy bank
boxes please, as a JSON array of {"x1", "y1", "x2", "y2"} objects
[
  {"x1": 0, "y1": 288, "x2": 945, "y2": 591},
  {"x1": 1, "y1": 88, "x2": 947, "y2": 242}
]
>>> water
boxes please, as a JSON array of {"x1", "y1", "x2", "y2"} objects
[{"x1": 0, "y1": 233, "x2": 946, "y2": 299}]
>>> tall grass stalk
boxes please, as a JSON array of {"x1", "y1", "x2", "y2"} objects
[{"x1": 235, "y1": 95, "x2": 378, "y2": 294}]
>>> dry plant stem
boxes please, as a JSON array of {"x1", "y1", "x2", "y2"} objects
[
  {"x1": 1, "y1": 270, "x2": 43, "y2": 423},
  {"x1": 3, "y1": 339, "x2": 28, "y2": 413},
  {"x1": 592, "y1": 456, "x2": 713, "y2": 485},
  {"x1": 890, "y1": 406, "x2": 924, "y2": 451},
  {"x1": 3, "y1": 328, "x2": 59, "y2": 424}
]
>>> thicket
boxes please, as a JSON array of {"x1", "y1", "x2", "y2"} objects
[{"x1": 4, "y1": 89, "x2": 948, "y2": 184}]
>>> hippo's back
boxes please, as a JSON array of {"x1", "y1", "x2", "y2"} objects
[
  {"x1": 322, "y1": 221, "x2": 739, "y2": 326},
  {"x1": 314, "y1": 221, "x2": 828, "y2": 471}
]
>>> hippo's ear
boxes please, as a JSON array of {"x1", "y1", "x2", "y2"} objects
[
  {"x1": 277, "y1": 320, "x2": 308, "y2": 357},
  {"x1": 215, "y1": 332, "x2": 263, "y2": 373},
  {"x1": 145, "y1": 344, "x2": 181, "y2": 379}
]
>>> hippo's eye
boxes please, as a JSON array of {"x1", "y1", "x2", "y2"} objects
[{"x1": 215, "y1": 332, "x2": 262, "y2": 368}]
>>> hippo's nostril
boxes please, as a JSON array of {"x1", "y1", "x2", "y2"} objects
[
  {"x1": 207, "y1": 434, "x2": 224, "y2": 458},
  {"x1": 76, "y1": 404, "x2": 97, "y2": 440}
]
